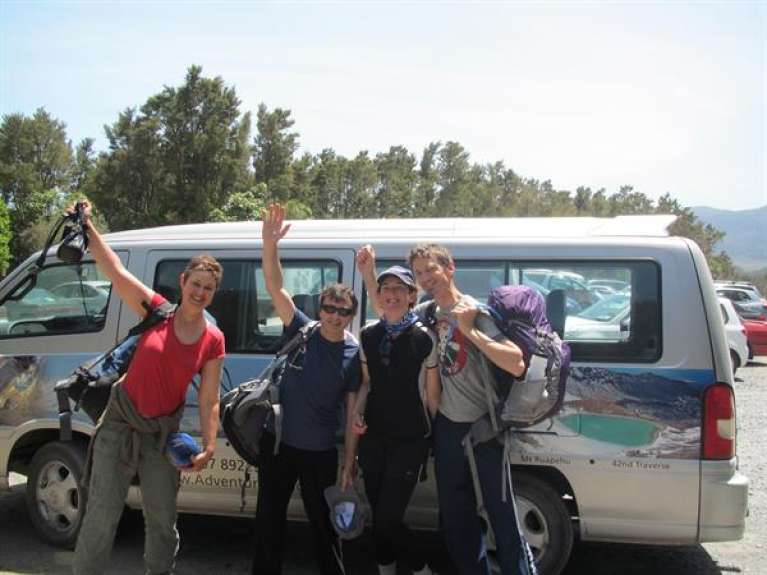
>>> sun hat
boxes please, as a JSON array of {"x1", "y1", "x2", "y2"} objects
[
  {"x1": 166, "y1": 432, "x2": 202, "y2": 467},
  {"x1": 323, "y1": 484, "x2": 368, "y2": 540}
]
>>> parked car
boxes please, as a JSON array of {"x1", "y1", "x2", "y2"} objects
[
  {"x1": 49, "y1": 281, "x2": 110, "y2": 316},
  {"x1": 522, "y1": 269, "x2": 602, "y2": 311},
  {"x1": 714, "y1": 281, "x2": 766, "y2": 306},
  {"x1": 587, "y1": 278, "x2": 630, "y2": 293},
  {"x1": 742, "y1": 319, "x2": 767, "y2": 359},
  {"x1": 521, "y1": 277, "x2": 582, "y2": 315},
  {"x1": 719, "y1": 297, "x2": 749, "y2": 374},
  {"x1": 716, "y1": 287, "x2": 767, "y2": 321},
  {"x1": 564, "y1": 293, "x2": 630, "y2": 341}
]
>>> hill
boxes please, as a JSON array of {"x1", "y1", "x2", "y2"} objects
[{"x1": 691, "y1": 205, "x2": 767, "y2": 271}]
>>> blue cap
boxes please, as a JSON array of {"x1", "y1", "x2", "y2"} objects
[
  {"x1": 376, "y1": 265, "x2": 416, "y2": 290},
  {"x1": 166, "y1": 432, "x2": 202, "y2": 467}
]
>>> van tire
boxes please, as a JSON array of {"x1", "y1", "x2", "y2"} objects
[
  {"x1": 513, "y1": 473, "x2": 574, "y2": 575},
  {"x1": 730, "y1": 350, "x2": 740, "y2": 374},
  {"x1": 25, "y1": 441, "x2": 87, "y2": 549}
]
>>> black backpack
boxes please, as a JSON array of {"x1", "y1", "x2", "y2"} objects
[
  {"x1": 54, "y1": 300, "x2": 176, "y2": 441},
  {"x1": 219, "y1": 321, "x2": 319, "y2": 467}
]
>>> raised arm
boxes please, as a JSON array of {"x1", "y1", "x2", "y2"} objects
[
  {"x1": 356, "y1": 244, "x2": 382, "y2": 318},
  {"x1": 261, "y1": 203, "x2": 296, "y2": 326},
  {"x1": 79, "y1": 201, "x2": 154, "y2": 317}
]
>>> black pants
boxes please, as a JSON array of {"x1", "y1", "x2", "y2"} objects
[
  {"x1": 252, "y1": 432, "x2": 343, "y2": 575},
  {"x1": 359, "y1": 432, "x2": 430, "y2": 570}
]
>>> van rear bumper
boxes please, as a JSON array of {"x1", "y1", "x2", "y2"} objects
[{"x1": 698, "y1": 459, "x2": 749, "y2": 542}]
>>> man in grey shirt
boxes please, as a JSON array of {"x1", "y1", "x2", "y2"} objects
[{"x1": 407, "y1": 243, "x2": 536, "y2": 575}]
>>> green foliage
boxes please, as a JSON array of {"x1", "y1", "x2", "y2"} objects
[
  {"x1": 210, "y1": 185, "x2": 267, "y2": 222},
  {"x1": 89, "y1": 65, "x2": 253, "y2": 231},
  {"x1": 0, "y1": 200, "x2": 11, "y2": 276},
  {"x1": 0, "y1": 108, "x2": 74, "y2": 265},
  {"x1": 374, "y1": 146, "x2": 417, "y2": 217},
  {"x1": 253, "y1": 105, "x2": 299, "y2": 203}
]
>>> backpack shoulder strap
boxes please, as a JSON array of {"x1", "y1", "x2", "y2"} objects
[
  {"x1": 128, "y1": 299, "x2": 176, "y2": 337},
  {"x1": 420, "y1": 300, "x2": 438, "y2": 330},
  {"x1": 269, "y1": 320, "x2": 320, "y2": 457},
  {"x1": 277, "y1": 320, "x2": 320, "y2": 357}
]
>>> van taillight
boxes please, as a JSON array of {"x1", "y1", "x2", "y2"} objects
[{"x1": 702, "y1": 384, "x2": 736, "y2": 460}]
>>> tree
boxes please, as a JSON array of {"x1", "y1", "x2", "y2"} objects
[
  {"x1": 90, "y1": 65, "x2": 252, "y2": 231},
  {"x1": 657, "y1": 193, "x2": 735, "y2": 279},
  {"x1": 608, "y1": 185, "x2": 654, "y2": 215},
  {"x1": 210, "y1": 184, "x2": 267, "y2": 222},
  {"x1": 0, "y1": 200, "x2": 11, "y2": 276},
  {"x1": 0, "y1": 108, "x2": 73, "y2": 265},
  {"x1": 310, "y1": 149, "x2": 346, "y2": 218},
  {"x1": 413, "y1": 143, "x2": 440, "y2": 216},
  {"x1": 70, "y1": 138, "x2": 96, "y2": 195},
  {"x1": 435, "y1": 141, "x2": 472, "y2": 216},
  {"x1": 253, "y1": 104, "x2": 299, "y2": 203},
  {"x1": 341, "y1": 152, "x2": 377, "y2": 218},
  {"x1": 374, "y1": 146, "x2": 417, "y2": 217}
]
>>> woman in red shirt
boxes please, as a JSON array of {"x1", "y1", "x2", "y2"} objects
[{"x1": 72, "y1": 201, "x2": 225, "y2": 575}]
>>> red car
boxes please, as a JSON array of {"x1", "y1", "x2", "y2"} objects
[{"x1": 743, "y1": 319, "x2": 767, "y2": 359}]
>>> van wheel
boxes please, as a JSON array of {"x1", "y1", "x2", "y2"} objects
[
  {"x1": 25, "y1": 441, "x2": 87, "y2": 549},
  {"x1": 513, "y1": 473, "x2": 574, "y2": 575},
  {"x1": 730, "y1": 350, "x2": 740, "y2": 374}
]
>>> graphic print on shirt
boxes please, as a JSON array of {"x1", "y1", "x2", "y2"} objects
[{"x1": 436, "y1": 316, "x2": 468, "y2": 376}]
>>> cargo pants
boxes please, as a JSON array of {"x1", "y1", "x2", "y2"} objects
[{"x1": 73, "y1": 422, "x2": 181, "y2": 575}]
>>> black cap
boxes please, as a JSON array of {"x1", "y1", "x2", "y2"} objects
[{"x1": 376, "y1": 265, "x2": 416, "y2": 290}]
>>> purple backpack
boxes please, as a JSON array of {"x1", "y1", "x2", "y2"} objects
[{"x1": 484, "y1": 285, "x2": 571, "y2": 429}]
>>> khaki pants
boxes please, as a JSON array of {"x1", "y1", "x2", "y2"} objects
[{"x1": 73, "y1": 422, "x2": 180, "y2": 575}]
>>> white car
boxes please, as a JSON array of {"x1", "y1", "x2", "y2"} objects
[
  {"x1": 719, "y1": 297, "x2": 749, "y2": 373},
  {"x1": 564, "y1": 293, "x2": 630, "y2": 341}
]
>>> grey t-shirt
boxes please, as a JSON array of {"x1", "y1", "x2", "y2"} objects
[{"x1": 415, "y1": 295, "x2": 504, "y2": 423}]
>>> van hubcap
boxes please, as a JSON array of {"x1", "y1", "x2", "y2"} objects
[
  {"x1": 518, "y1": 497, "x2": 549, "y2": 559},
  {"x1": 35, "y1": 459, "x2": 80, "y2": 533}
]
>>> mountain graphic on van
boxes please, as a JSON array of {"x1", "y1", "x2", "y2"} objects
[{"x1": 558, "y1": 366, "x2": 706, "y2": 459}]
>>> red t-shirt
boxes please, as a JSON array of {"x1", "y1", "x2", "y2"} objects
[{"x1": 123, "y1": 294, "x2": 226, "y2": 418}]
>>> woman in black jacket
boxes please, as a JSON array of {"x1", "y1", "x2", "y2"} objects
[{"x1": 342, "y1": 248, "x2": 440, "y2": 575}]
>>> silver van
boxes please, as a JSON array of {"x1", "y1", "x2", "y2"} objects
[{"x1": 0, "y1": 215, "x2": 748, "y2": 575}]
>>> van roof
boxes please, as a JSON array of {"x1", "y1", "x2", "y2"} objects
[{"x1": 103, "y1": 214, "x2": 677, "y2": 242}]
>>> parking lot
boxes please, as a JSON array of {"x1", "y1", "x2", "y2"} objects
[{"x1": 1, "y1": 359, "x2": 765, "y2": 575}]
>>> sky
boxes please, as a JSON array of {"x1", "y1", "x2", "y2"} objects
[{"x1": 1, "y1": 1, "x2": 765, "y2": 211}]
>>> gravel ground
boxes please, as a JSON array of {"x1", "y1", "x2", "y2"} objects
[{"x1": 1, "y1": 360, "x2": 765, "y2": 575}]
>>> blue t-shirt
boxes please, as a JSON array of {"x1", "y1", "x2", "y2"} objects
[{"x1": 279, "y1": 309, "x2": 361, "y2": 451}]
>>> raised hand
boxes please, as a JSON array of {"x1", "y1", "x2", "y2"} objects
[
  {"x1": 356, "y1": 244, "x2": 376, "y2": 275},
  {"x1": 261, "y1": 203, "x2": 291, "y2": 245},
  {"x1": 67, "y1": 199, "x2": 92, "y2": 220}
]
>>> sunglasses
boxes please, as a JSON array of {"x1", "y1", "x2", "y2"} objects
[{"x1": 320, "y1": 304, "x2": 354, "y2": 317}]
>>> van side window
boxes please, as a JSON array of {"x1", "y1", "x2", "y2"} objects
[
  {"x1": 0, "y1": 263, "x2": 111, "y2": 338},
  {"x1": 452, "y1": 262, "x2": 506, "y2": 302},
  {"x1": 153, "y1": 259, "x2": 340, "y2": 353}
]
